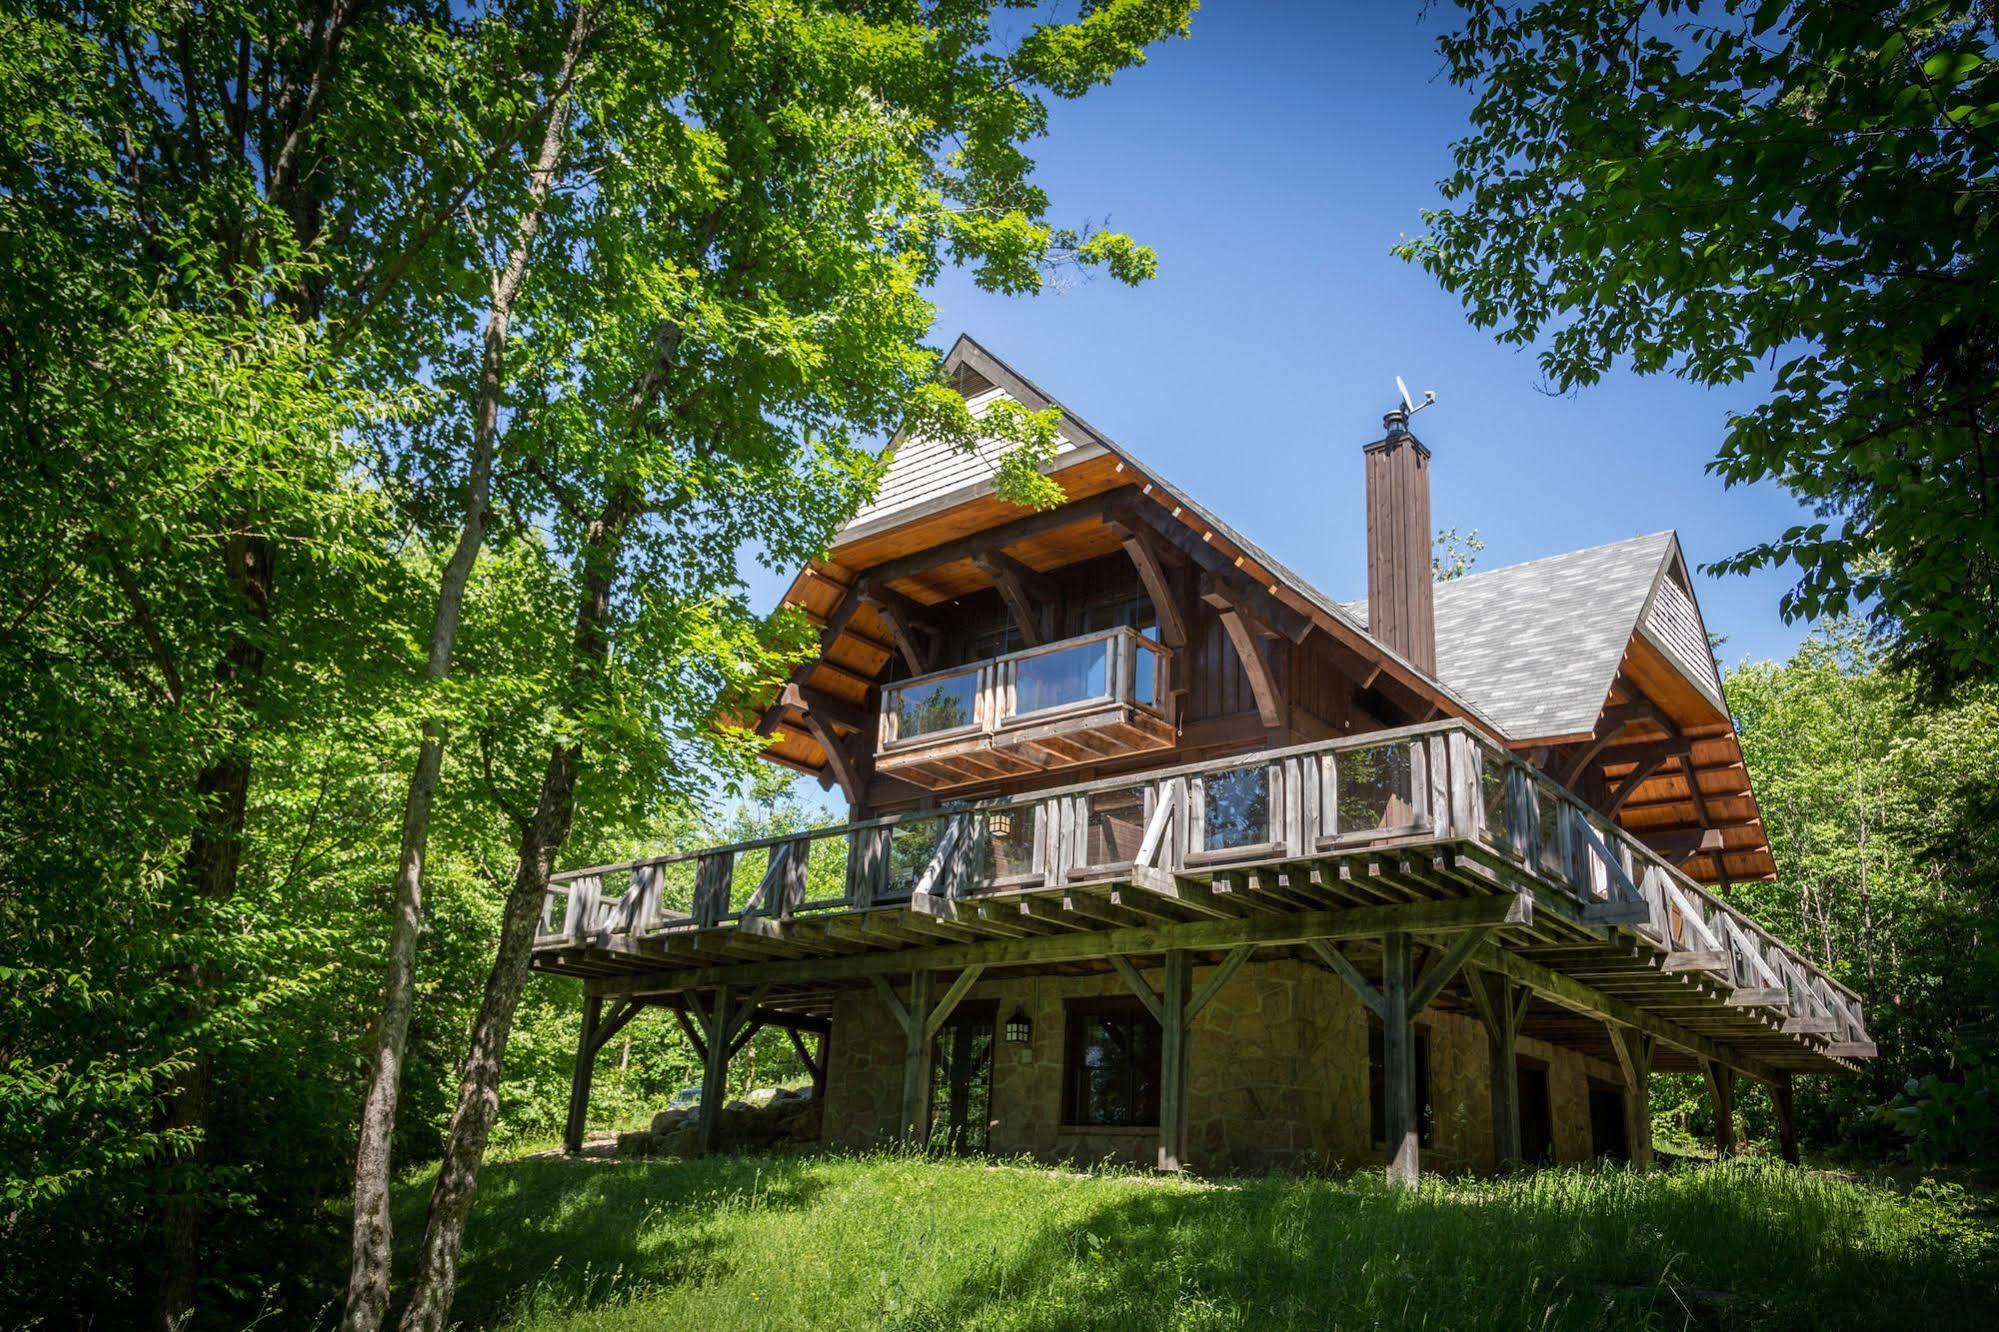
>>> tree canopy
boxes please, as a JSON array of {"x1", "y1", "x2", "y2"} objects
[{"x1": 1400, "y1": 0, "x2": 1999, "y2": 693}]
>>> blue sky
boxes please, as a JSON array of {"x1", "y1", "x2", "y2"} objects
[{"x1": 742, "y1": 4, "x2": 1820, "y2": 815}]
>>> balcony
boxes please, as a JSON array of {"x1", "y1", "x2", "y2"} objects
[
  {"x1": 872, "y1": 627, "x2": 1174, "y2": 790},
  {"x1": 532, "y1": 720, "x2": 1872, "y2": 1076}
]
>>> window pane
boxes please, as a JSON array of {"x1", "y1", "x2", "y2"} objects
[
  {"x1": 1131, "y1": 642, "x2": 1159, "y2": 709},
  {"x1": 1203, "y1": 765, "x2": 1270, "y2": 851},
  {"x1": 1084, "y1": 787, "x2": 1149, "y2": 866},
  {"x1": 1335, "y1": 744, "x2": 1417, "y2": 834},
  {"x1": 974, "y1": 807, "x2": 1037, "y2": 882},
  {"x1": 1535, "y1": 788, "x2": 1567, "y2": 881},
  {"x1": 1080, "y1": 596, "x2": 1156, "y2": 636},
  {"x1": 1067, "y1": 1008, "x2": 1160, "y2": 1126},
  {"x1": 884, "y1": 817, "x2": 947, "y2": 899},
  {"x1": 1012, "y1": 639, "x2": 1108, "y2": 716},
  {"x1": 890, "y1": 670, "x2": 978, "y2": 740},
  {"x1": 1478, "y1": 753, "x2": 1513, "y2": 851}
]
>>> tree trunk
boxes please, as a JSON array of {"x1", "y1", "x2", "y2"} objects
[
  {"x1": 341, "y1": 12, "x2": 593, "y2": 1327},
  {"x1": 139, "y1": 533, "x2": 271, "y2": 1332},
  {"x1": 395, "y1": 501, "x2": 626, "y2": 1332}
]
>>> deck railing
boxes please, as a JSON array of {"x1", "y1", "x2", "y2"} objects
[
  {"x1": 535, "y1": 719, "x2": 1869, "y2": 1051},
  {"x1": 876, "y1": 626, "x2": 1170, "y2": 751}
]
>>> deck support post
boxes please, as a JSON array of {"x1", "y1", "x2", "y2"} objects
[
  {"x1": 1112, "y1": 946, "x2": 1249, "y2": 1173},
  {"x1": 898, "y1": 969, "x2": 932, "y2": 1145},
  {"x1": 876, "y1": 965, "x2": 984, "y2": 1147},
  {"x1": 1606, "y1": 1022, "x2": 1656, "y2": 1171},
  {"x1": 565, "y1": 996, "x2": 645, "y2": 1154},
  {"x1": 564, "y1": 995, "x2": 605, "y2": 1154},
  {"x1": 695, "y1": 986, "x2": 734, "y2": 1156},
  {"x1": 1382, "y1": 931, "x2": 1419, "y2": 1187},
  {"x1": 1772, "y1": 1072, "x2": 1801, "y2": 1165},
  {"x1": 1703, "y1": 1058, "x2": 1737, "y2": 1159},
  {"x1": 1466, "y1": 970, "x2": 1530, "y2": 1171},
  {"x1": 1158, "y1": 949, "x2": 1192, "y2": 1172}
]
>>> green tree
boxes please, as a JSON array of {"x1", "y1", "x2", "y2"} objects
[
  {"x1": 361, "y1": 5, "x2": 1196, "y2": 1329},
  {"x1": 1724, "y1": 623, "x2": 1999, "y2": 1148},
  {"x1": 1400, "y1": 0, "x2": 1999, "y2": 693}
]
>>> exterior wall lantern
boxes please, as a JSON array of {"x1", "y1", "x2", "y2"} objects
[{"x1": 1004, "y1": 1006, "x2": 1032, "y2": 1045}]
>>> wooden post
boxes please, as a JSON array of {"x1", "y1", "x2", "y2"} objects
[
  {"x1": 1605, "y1": 1023, "x2": 1655, "y2": 1171},
  {"x1": 1158, "y1": 949, "x2": 1192, "y2": 1172},
  {"x1": 563, "y1": 994, "x2": 604, "y2": 1154},
  {"x1": 900, "y1": 969, "x2": 933, "y2": 1144},
  {"x1": 696, "y1": 985, "x2": 733, "y2": 1157},
  {"x1": 1466, "y1": 970, "x2": 1528, "y2": 1171},
  {"x1": 1382, "y1": 931, "x2": 1419, "y2": 1186},
  {"x1": 1772, "y1": 1072, "x2": 1801, "y2": 1165},
  {"x1": 1703, "y1": 1058, "x2": 1737, "y2": 1159}
]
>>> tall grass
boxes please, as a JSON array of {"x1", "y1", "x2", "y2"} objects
[{"x1": 377, "y1": 1151, "x2": 1997, "y2": 1331}]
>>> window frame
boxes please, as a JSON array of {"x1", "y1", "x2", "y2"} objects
[{"x1": 1060, "y1": 995, "x2": 1163, "y2": 1129}]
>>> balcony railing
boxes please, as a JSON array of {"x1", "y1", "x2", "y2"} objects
[
  {"x1": 873, "y1": 627, "x2": 1174, "y2": 787},
  {"x1": 535, "y1": 720, "x2": 1872, "y2": 1058}
]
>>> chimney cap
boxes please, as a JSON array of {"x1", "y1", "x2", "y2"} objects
[{"x1": 1382, "y1": 407, "x2": 1410, "y2": 439}]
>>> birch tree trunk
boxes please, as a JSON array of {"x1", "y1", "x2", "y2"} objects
[
  {"x1": 341, "y1": 12, "x2": 595, "y2": 1331},
  {"x1": 395, "y1": 498, "x2": 628, "y2": 1332}
]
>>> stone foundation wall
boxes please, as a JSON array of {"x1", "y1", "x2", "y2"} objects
[{"x1": 817, "y1": 956, "x2": 1629, "y2": 1174}]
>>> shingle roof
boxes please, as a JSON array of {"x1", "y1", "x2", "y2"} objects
[{"x1": 1347, "y1": 532, "x2": 1678, "y2": 741}]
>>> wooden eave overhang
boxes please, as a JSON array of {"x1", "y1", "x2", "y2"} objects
[{"x1": 746, "y1": 477, "x2": 1510, "y2": 787}]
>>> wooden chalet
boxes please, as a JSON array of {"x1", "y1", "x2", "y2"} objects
[{"x1": 534, "y1": 336, "x2": 1872, "y2": 1181}]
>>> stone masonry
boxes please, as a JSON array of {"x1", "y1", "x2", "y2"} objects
[{"x1": 819, "y1": 956, "x2": 1622, "y2": 1174}]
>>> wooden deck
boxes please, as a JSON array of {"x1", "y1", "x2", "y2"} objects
[{"x1": 533, "y1": 720, "x2": 1872, "y2": 1089}]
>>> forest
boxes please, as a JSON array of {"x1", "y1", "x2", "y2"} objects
[{"x1": 2, "y1": 2, "x2": 1995, "y2": 1330}]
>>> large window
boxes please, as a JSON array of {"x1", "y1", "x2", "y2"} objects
[{"x1": 1062, "y1": 997, "x2": 1161, "y2": 1127}]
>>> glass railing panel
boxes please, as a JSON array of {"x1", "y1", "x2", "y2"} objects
[
  {"x1": 883, "y1": 814, "x2": 950, "y2": 900},
  {"x1": 885, "y1": 669, "x2": 980, "y2": 743},
  {"x1": 1008, "y1": 637, "x2": 1109, "y2": 719},
  {"x1": 1331, "y1": 743, "x2": 1420, "y2": 837},
  {"x1": 1533, "y1": 784, "x2": 1568, "y2": 883},
  {"x1": 972, "y1": 805, "x2": 1039, "y2": 883},
  {"x1": 1202, "y1": 764, "x2": 1271, "y2": 852},
  {"x1": 1084, "y1": 787, "x2": 1150, "y2": 866},
  {"x1": 1130, "y1": 638, "x2": 1164, "y2": 710}
]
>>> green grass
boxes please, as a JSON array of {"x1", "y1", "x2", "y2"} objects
[{"x1": 387, "y1": 1150, "x2": 1999, "y2": 1331}]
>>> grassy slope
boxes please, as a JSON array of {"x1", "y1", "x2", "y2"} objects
[{"x1": 386, "y1": 1150, "x2": 1998, "y2": 1331}]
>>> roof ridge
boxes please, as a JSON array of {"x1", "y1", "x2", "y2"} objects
[{"x1": 1437, "y1": 529, "x2": 1675, "y2": 590}]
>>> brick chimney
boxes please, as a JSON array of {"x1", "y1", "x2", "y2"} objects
[{"x1": 1364, "y1": 409, "x2": 1436, "y2": 674}]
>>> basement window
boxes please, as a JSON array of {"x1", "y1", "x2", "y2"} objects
[{"x1": 1062, "y1": 997, "x2": 1161, "y2": 1127}]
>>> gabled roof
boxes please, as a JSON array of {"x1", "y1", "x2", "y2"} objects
[{"x1": 1347, "y1": 532, "x2": 1725, "y2": 742}]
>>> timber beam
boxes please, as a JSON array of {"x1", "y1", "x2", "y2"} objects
[
  {"x1": 974, "y1": 550, "x2": 1058, "y2": 646},
  {"x1": 857, "y1": 582, "x2": 940, "y2": 675},
  {"x1": 1472, "y1": 942, "x2": 1778, "y2": 1084},
  {"x1": 1118, "y1": 497, "x2": 1313, "y2": 642},
  {"x1": 1110, "y1": 518, "x2": 1188, "y2": 649},
  {"x1": 586, "y1": 891, "x2": 1533, "y2": 998}
]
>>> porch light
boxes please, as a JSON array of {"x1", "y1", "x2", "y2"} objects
[
  {"x1": 1004, "y1": 1006, "x2": 1032, "y2": 1045},
  {"x1": 988, "y1": 811, "x2": 1014, "y2": 839}
]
